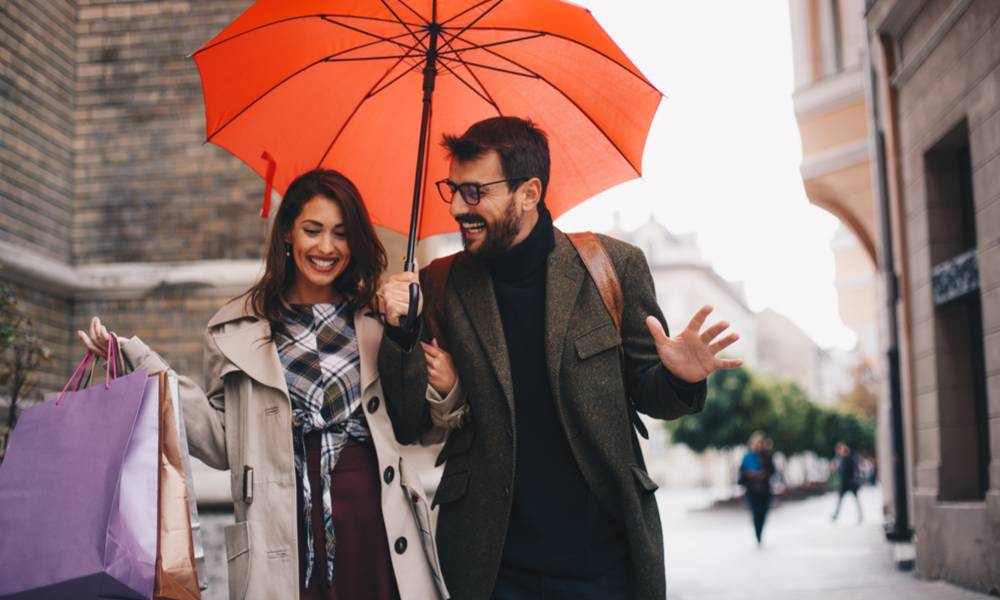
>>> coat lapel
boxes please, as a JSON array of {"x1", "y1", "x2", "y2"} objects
[
  {"x1": 451, "y1": 253, "x2": 515, "y2": 412},
  {"x1": 353, "y1": 310, "x2": 380, "y2": 393},
  {"x1": 545, "y1": 231, "x2": 585, "y2": 400},
  {"x1": 212, "y1": 318, "x2": 290, "y2": 397}
]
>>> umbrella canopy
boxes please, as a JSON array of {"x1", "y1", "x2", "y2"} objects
[{"x1": 194, "y1": 0, "x2": 661, "y2": 239}]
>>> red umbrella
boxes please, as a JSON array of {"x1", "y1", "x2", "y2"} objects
[{"x1": 194, "y1": 0, "x2": 661, "y2": 319}]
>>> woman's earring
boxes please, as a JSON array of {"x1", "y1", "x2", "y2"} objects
[{"x1": 285, "y1": 243, "x2": 291, "y2": 257}]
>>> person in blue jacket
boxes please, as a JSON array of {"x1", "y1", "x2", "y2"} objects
[{"x1": 739, "y1": 431, "x2": 776, "y2": 545}]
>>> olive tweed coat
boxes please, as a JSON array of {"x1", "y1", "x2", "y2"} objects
[{"x1": 378, "y1": 230, "x2": 706, "y2": 600}]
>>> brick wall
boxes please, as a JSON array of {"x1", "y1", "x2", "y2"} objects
[
  {"x1": 74, "y1": 288, "x2": 234, "y2": 384},
  {"x1": 0, "y1": 0, "x2": 77, "y2": 263},
  {"x1": 73, "y1": 0, "x2": 266, "y2": 264},
  {"x1": 0, "y1": 276, "x2": 74, "y2": 404},
  {"x1": 3, "y1": 0, "x2": 416, "y2": 398}
]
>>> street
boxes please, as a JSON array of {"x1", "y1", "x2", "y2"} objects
[
  {"x1": 198, "y1": 485, "x2": 993, "y2": 599},
  {"x1": 660, "y1": 486, "x2": 991, "y2": 600}
]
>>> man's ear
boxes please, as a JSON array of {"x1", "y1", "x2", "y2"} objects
[{"x1": 519, "y1": 177, "x2": 542, "y2": 212}]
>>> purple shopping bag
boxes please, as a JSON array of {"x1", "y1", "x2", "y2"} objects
[{"x1": 0, "y1": 348, "x2": 159, "y2": 600}]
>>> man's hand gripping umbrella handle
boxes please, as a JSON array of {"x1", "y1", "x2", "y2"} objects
[
  {"x1": 403, "y1": 281, "x2": 420, "y2": 331},
  {"x1": 400, "y1": 257, "x2": 420, "y2": 333}
]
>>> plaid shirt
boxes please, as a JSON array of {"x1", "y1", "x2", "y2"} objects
[{"x1": 277, "y1": 302, "x2": 369, "y2": 588}]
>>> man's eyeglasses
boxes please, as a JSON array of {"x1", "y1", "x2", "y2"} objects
[{"x1": 435, "y1": 177, "x2": 531, "y2": 206}]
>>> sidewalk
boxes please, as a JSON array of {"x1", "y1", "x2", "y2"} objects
[{"x1": 659, "y1": 486, "x2": 991, "y2": 600}]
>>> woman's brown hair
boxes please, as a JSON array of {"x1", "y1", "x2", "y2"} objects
[{"x1": 245, "y1": 168, "x2": 387, "y2": 341}]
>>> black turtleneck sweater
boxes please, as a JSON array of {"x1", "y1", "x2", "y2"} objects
[{"x1": 490, "y1": 209, "x2": 627, "y2": 579}]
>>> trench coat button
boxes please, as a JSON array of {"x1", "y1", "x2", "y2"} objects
[
  {"x1": 367, "y1": 397, "x2": 380, "y2": 413},
  {"x1": 505, "y1": 429, "x2": 513, "y2": 441},
  {"x1": 394, "y1": 537, "x2": 408, "y2": 554},
  {"x1": 502, "y1": 486, "x2": 510, "y2": 497},
  {"x1": 383, "y1": 466, "x2": 395, "y2": 484}
]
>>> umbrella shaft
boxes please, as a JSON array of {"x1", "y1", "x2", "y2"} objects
[{"x1": 404, "y1": 24, "x2": 440, "y2": 272}]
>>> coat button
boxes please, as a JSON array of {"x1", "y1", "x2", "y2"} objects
[
  {"x1": 505, "y1": 429, "x2": 513, "y2": 441},
  {"x1": 394, "y1": 537, "x2": 407, "y2": 554},
  {"x1": 367, "y1": 397, "x2": 380, "y2": 413},
  {"x1": 502, "y1": 486, "x2": 510, "y2": 497},
  {"x1": 383, "y1": 466, "x2": 395, "y2": 484}
]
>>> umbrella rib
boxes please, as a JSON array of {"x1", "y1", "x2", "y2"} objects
[
  {"x1": 436, "y1": 57, "x2": 497, "y2": 108},
  {"x1": 367, "y1": 57, "x2": 428, "y2": 98},
  {"x1": 439, "y1": 0, "x2": 494, "y2": 27},
  {"x1": 438, "y1": 35, "x2": 503, "y2": 113},
  {"x1": 324, "y1": 53, "x2": 424, "y2": 62},
  {"x1": 436, "y1": 32, "x2": 545, "y2": 57},
  {"x1": 476, "y1": 45, "x2": 640, "y2": 174},
  {"x1": 193, "y1": 14, "x2": 422, "y2": 56},
  {"x1": 439, "y1": 0, "x2": 505, "y2": 50},
  {"x1": 206, "y1": 31, "x2": 423, "y2": 142},
  {"x1": 378, "y1": 0, "x2": 428, "y2": 52},
  {"x1": 394, "y1": 0, "x2": 429, "y2": 24},
  {"x1": 447, "y1": 26, "x2": 660, "y2": 92},
  {"x1": 438, "y1": 55, "x2": 536, "y2": 79},
  {"x1": 315, "y1": 33, "x2": 432, "y2": 167},
  {"x1": 320, "y1": 16, "x2": 424, "y2": 53}
]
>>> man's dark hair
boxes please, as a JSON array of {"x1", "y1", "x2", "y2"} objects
[{"x1": 442, "y1": 116, "x2": 550, "y2": 206}]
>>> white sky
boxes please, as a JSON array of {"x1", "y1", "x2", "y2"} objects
[{"x1": 554, "y1": 0, "x2": 859, "y2": 350}]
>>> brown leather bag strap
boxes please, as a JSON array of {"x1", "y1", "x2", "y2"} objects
[
  {"x1": 566, "y1": 232, "x2": 624, "y2": 334},
  {"x1": 423, "y1": 254, "x2": 456, "y2": 351},
  {"x1": 567, "y1": 231, "x2": 650, "y2": 440}
]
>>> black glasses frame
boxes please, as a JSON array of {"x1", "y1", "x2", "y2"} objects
[{"x1": 435, "y1": 176, "x2": 531, "y2": 206}]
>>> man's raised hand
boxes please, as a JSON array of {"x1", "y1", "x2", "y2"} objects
[{"x1": 644, "y1": 305, "x2": 743, "y2": 384}]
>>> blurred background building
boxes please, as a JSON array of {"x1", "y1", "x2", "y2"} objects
[{"x1": 790, "y1": 0, "x2": 1000, "y2": 592}]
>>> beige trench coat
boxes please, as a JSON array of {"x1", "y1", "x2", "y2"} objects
[{"x1": 122, "y1": 299, "x2": 457, "y2": 600}]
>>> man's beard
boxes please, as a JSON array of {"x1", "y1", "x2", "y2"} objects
[{"x1": 458, "y1": 200, "x2": 522, "y2": 260}]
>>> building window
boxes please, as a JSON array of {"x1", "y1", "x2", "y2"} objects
[
  {"x1": 831, "y1": 0, "x2": 844, "y2": 72},
  {"x1": 926, "y1": 120, "x2": 990, "y2": 501},
  {"x1": 818, "y1": 0, "x2": 845, "y2": 76}
]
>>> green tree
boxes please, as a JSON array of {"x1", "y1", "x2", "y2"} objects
[
  {"x1": 668, "y1": 366, "x2": 759, "y2": 452},
  {"x1": 0, "y1": 284, "x2": 52, "y2": 433},
  {"x1": 765, "y1": 379, "x2": 813, "y2": 456},
  {"x1": 667, "y1": 365, "x2": 876, "y2": 461}
]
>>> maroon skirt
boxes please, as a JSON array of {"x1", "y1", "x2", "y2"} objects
[{"x1": 299, "y1": 433, "x2": 400, "y2": 600}]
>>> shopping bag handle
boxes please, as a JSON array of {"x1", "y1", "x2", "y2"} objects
[
  {"x1": 56, "y1": 335, "x2": 121, "y2": 405},
  {"x1": 57, "y1": 353, "x2": 93, "y2": 405}
]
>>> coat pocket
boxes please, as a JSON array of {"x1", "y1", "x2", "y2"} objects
[
  {"x1": 432, "y1": 470, "x2": 469, "y2": 508},
  {"x1": 574, "y1": 323, "x2": 621, "y2": 361},
  {"x1": 434, "y1": 421, "x2": 474, "y2": 467},
  {"x1": 225, "y1": 520, "x2": 251, "y2": 600},
  {"x1": 631, "y1": 465, "x2": 659, "y2": 493},
  {"x1": 400, "y1": 462, "x2": 449, "y2": 598}
]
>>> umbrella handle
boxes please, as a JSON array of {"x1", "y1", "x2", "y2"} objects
[{"x1": 401, "y1": 282, "x2": 420, "y2": 332}]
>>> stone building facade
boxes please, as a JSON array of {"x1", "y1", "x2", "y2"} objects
[
  {"x1": 792, "y1": 0, "x2": 1000, "y2": 593},
  {"x1": 864, "y1": 0, "x2": 1000, "y2": 592}
]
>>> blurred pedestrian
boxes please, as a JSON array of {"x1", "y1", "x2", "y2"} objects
[
  {"x1": 831, "y1": 442, "x2": 863, "y2": 523},
  {"x1": 739, "y1": 431, "x2": 775, "y2": 545}
]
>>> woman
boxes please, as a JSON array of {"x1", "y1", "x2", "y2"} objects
[
  {"x1": 738, "y1": 431, "x2": 775, "y2": 546},
  {"x1": 78, "y1": 169, "x2": 463, "y2": 600}
]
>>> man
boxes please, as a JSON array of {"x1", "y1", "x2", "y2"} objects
[
  {"x1": 376, "y1": 117, "x2": 742, "y2": 599},
  {"x1": 831, "y1": 441, "x2": 863, "y2": 523}
]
